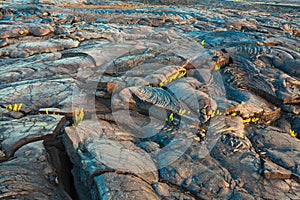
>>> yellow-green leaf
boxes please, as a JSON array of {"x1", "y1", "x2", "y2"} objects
[
  {"x1": 18, "y1": 103, "x2": 23, "y2": 112},
  {"x1": 179, "y1": 109, "x2": 186, "y2": 115},
  {"x1": 13, "y1": 104, "x2": 18, "y2": 112},
  {"x1": 231, "y1": 112, "x2": 237, "y2": 117},
  {"x1": 178, "y1": 70, "x2": 187, "y2": 78},
  {"x1": 75, "y1": 108, "x2": 79, "y2": 122},
  {"x1": 251, "y1": 117, "x2": 259, "y2": 123},
  {"x1": 214, "y1": 65, "x2": 221, "y2": 71},
  {"x1": 7, "y1": 104, "x2": 12, "y2": 111},
  {"x1": 290, "y1": 129, "x2": 297, "y2": 138},
  {"x1": 79, "y1": 108, "x2": 84, "y2": 120},
  {"x1": 169, "y1": 113, "x2": 174, "y2": 121},
  {"x1": 243, "y1": 118, "x2": 251, "y2": 123},
  {"x1": 201, "y1": 40, "x2": 205, "y2": 48}
]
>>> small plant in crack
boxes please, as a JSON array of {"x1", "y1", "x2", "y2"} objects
[
  {"x1": 243, "y1": 117, "x2": 259, "y2": 124},
  {"x1": 159, "y1": 69, "x2": 186, "y2": 87},
  {"x1": 201, "y1": 40, "x2": 205, "y2": 48},
  {"x1": 6, "y1": 103, "x2": 22, "y2": 112},
  {"x1": 214, "y1": 65, "x2": 221, "y2": 71},
  {"x1": 230, "y1": 112, "x2": 237, "y2": 117},
  {"x1": 289, "y1": 129, "x2": 297, "y2": 138},
  {"x1": 72, "y1": 108, "x2": 84, "y2": 127},
  {"x1": 39, "y1": 108, "x2": 60, "y2": 115}
]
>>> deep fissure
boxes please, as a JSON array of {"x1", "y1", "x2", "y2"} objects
[{"x1": 44, "y1": 133, "x2": 78, "y2": 200}]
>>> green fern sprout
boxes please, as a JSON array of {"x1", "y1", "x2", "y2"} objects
[
  {"x1": 201, "y1": 40, "x2": 205, "y2": 48},
  {"x1": 6, "y1": 103, "x2": 22, "y2": 112},
  {"x1": 214, "y1": 65, "x2": 221, "y2": 71},
  {"x1": 230, "y1": 112, "x2": 237, "y2": 117},
  {"x1": 159, "y1": 69, "x2": 186, "y2": 88},
  {"x1": 290, "y1": 129, "x2": 297, "y2": 138},
  {"x1": 179, "y1": 109, "x2": 186, "y2": 115},
  {"x1": 169, "y1": 113, "x2": 174, "y2": 121},
  {"x1": 243, "y1": 117, "x2": 259, "y2": 124},
  {"x1": 72, "y1": 108, "x2": 85, "y2": 127}
]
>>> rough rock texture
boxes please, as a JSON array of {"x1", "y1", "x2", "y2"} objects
[
  {"x1": 0, "y1": 0, "x2": 299, "y2": 199},
  {"x1": 0, "y1": 141, "x2": 69, "y2": 200}
]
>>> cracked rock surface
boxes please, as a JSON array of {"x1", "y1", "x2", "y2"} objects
[{"x1": 0, "y1": 0, "x2": 299, "y2": 199}]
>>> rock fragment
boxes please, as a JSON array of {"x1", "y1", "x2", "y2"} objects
[
  {"x1": 0, "y1": 141, "x2": 70, "y2": 199},
  {"x1": 0, "y1": 114, "x2": 65, "y2": 159}
]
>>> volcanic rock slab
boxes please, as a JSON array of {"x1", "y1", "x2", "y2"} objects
[
  {"x1": 0, "y1": 114, "x2": 65, "y2": 160},
  {"x1": 0, "y1": 141, "x2": 71, "y2": 200}
]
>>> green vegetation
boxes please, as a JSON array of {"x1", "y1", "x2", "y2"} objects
[
  {"x1": 210, "y1": 109, "x2": 225, "y2": 118},
  {"x1": 169, "y1": 113, "x2": 174, "y2": 121},
  {"x1": 166, "y1": 113, "x2": 174, "y2": 121},
  {"x1": 6, "y1": 103, "x2": 22, "y2": 112},
  {"x1": 159, "y1": 69, "x2": 186, "y2": 87},
  {"x1": 209, "y1": 109, "x2": 260, "y2": 124},
  {"x1": 72, "y1": 108, "x2": 85, "y2": 127},
  {"x1": 290, "y1": 129, "x2": 297, "y2": 138},
  {"x1": 230, "y1": 112, "x2": 237, "y2": 117},
  {"x1": 179, "y1": 109, "x2": 186, "y2": 115},
  {"x1": 243, "y1": 117, "x2": 259, "y2": 123},
  {"x1": 201, "y1": 40, "x2": 205, "y2": 48},
  {"x1": 214, "y1": 65, "x2": 221, "y2": 71}
]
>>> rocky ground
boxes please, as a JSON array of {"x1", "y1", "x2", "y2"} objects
[{"x1": 0, "y1": 0, "x2": 299, "y2": 199}]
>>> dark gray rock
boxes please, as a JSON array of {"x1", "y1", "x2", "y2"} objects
[
  {"x1": 0, "y1": 114, "x2": 65, "y2": 159},
  {"x1": 94, "y1": 173, "x2": 160, "y2": 200},
  {"x1": 0, "y1": 141, "x2": 70, "y2": 199}
]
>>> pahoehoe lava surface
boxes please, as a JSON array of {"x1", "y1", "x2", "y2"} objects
[{"x1": 0, "y1": 0, "x2": 299, "y2": 199}]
